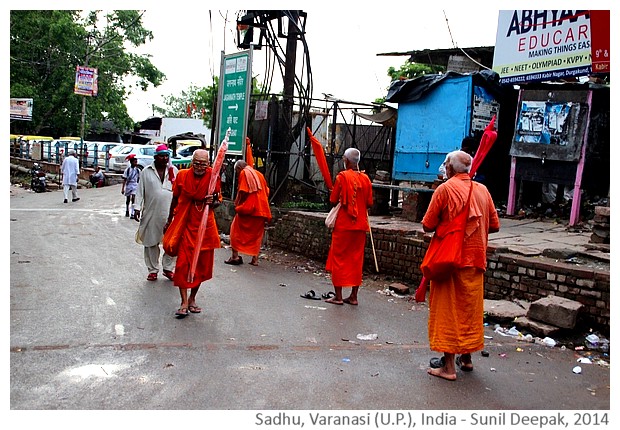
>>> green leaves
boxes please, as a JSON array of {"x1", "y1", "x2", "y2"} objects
[{"x1": 10, "y1": 10, "x2": 164, "y2": 137}]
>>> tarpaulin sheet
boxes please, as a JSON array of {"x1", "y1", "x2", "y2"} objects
[
  {"x1": 385, "y1": 70, "x2": 502, "y2": 104},
  {"x1": 353, "y1": 107, "x2": 397, "y2": 127}
]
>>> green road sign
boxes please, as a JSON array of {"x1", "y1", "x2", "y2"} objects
[{"x1": 216, "y1": 49, "x2": 252, "y2": 155}]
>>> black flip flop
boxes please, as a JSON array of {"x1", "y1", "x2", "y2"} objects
[
  {"x1": 300, "y1": 290, "x2": 321, "y2": 300},
  {"x1": 175, "y1": 307, "x2": 190, "y2": 318},
  {"x1": 429, "y1": 356, "x2": 445, "y2": 369},
  {"x1": 322, "y1": 291, "x2": 336, "y2": 299},
  {"x1": 224, "y1": 256, "x2": 243, "y2": 265},
  {"x1": 456, "y1": 355, "x2": 473, "y2": 372}
]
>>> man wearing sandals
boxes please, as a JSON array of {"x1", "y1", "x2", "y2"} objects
[
  {"x1": 324, "y1": 148, "x2": 373, "y2": 306},
  {"x1": 134, "y1": 144, "x2": 178, "y2": 282},
  {"x1": 422, "y1": 150, "x2": 500, "y2": 381},
  {"x1": 164, "y1": 149, "x2": 221, "y2": 317},
  {"x1": 225, "y1": 160, "x2": 271, "y2": 266}
]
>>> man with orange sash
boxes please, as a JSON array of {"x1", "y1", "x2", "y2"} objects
[
  {"x1": 164, "y1": 149, "x2": 221, "y2": 318},
  {"x1": 324, "y1": 148, "x2": 373, "y2": 306},
  {"x1": 226, "y1": 160, "x2": 272, "y2": 266},
  {"x1": 422, "y1": 150, "x2": 500, "y2": 381}
]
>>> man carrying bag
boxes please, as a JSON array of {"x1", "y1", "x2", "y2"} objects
[{"x1": 420, "y1": 150, "x2": 500, "y2": 381}]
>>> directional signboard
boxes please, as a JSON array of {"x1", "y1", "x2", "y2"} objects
[{"x1": 216, "y1": 49, "x2": 252, "y2": 155}]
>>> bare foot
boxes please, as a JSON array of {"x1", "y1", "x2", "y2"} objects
[
  {"x1": 249, "y1": 258, "x2": 258, "y2": 266},
  {"x1": 324, "y1": 298, "x2": 343, "y2": 305},
  {"x1": 427, "y1": 367, "x2": 456, "y2": 381},
  {"x1": 343, "y1": 297, "x2": 358, "y2": 305}
]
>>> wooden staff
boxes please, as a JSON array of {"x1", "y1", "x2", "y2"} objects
[{"x1": 367, "y1": 211, "x2": 379, "y2": 273}]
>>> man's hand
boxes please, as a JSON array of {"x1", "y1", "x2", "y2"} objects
[{"x1": 133, "y1": 210, "x2": 141, "y2": 222}]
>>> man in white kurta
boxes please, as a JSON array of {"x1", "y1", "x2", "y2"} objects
[
  {"x1": 61, "y1": 149, "x2": 80, "y2": 203},
  {"x1": 133, "y1": 144, "x2": 179, "y2": 281}
]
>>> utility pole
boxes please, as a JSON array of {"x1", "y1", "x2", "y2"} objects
[{"x1": 274, "y1": 10, "x2": 300, "y2": 203}]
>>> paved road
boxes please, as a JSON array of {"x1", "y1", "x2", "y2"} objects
[{"x1": 9, "y1": 184, "x2": 611, "y2": 428}]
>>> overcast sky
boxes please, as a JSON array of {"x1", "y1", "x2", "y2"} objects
[
  {"x1": 7, "y1": 2, "x2": 614, "y2": 123},
  {"x1": 123, "y1": 7, "x2": 502, "y2": 121}
]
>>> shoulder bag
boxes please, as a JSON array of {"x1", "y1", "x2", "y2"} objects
[
  {"x1": 420, "y1": 182, "x2": 473, "y2": 281},
  {"x1": 325, "y1": 202, "x2": 341, "y2": 229}
]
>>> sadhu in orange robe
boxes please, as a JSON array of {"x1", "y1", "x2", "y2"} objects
[
  {"x1": 422, "y1": 173, "x2": 500, "y2": 354},
  {"x1": 171, "y1": 167, "x2": 222, "y2": 289},
  {"x1": 326, "y1": 169, "x2": 373, "y2": 287},
  {"x1": 230, "y1": 166, "x2": 272, "y2": 257}
]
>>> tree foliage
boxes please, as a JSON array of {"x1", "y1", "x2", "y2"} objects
[
  {"x1": 387, "y1": 61, "x2": 445, "y2": 81},
  {"x1": 374, "y1": 60, "x2": 447, "y2": 105},
  {"x1": 154, "y1": 76, "x2": 265, "y2": 129},
  {"x1": 153, "y1": 79, "x2": 219, "y2": 128},
  {"x1": 10, "y1": 10, "x2": 165, "y2": 138}
]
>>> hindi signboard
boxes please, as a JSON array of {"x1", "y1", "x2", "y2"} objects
[
  {"x1": 74, "y1": 65, "x2": 98, "y2": 96},
  {"x1": 216, "y1": 49, "x2": 252, "y2": 155},
  {"x1": 10, "y1": 98, "x2": 33, "y2": 121},
  {"x1": 492, "y1": 10, "x2": 592, "y2": 84}
]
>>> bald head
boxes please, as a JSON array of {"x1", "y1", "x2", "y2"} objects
[
  {"x1": 234, "y1": 159, "x2": 247, "y2": 173},
  {"x1": 444, "y1": 150, "x2": 472, "y2": 177}
]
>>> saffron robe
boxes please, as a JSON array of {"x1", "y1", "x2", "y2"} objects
[
  {"x1": 171, "y1": 167, "x2": 221, "y2": 289},
  {"x1": 422, "y1": 173, "x2": 500, "y2": 353},
  {"x1": 230, "y1": 167, "x2": 271, "y2": 256},
  {"x1": 325, "y1": 169, "x2": 373, "y2": 287}
]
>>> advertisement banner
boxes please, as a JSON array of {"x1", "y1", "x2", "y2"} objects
[
  {"x1": 492, "y1": 10, "x2": 592, "y2": 84},
  {"x1": 74, "y1": 65, "x2": 98, "y2": 96},
  {"x1": 10, "y1": 98, "x2": 33, "y2": 121},
  {"x1": 589, "y1": 10, "x2": 610, "y2": 73}
]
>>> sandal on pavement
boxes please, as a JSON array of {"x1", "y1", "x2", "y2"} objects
[
  {"x1": 147, "y1": 273, "x2": 158, "y2": 281},
  {"x1": 456, "y1": 355, "x2": 473, "y2": 372},
  {"x1": 429, "y1": 357, "x2": 445, "y2": 369},
  {"x1": 188, "y1": 305, "x2": 202, "y2": 313},
  {"x1": 300, "y1": 290, "x2": 321, "y2": 300},
  {"x1": 321, "y1": 291, "x2": 336, "y2": 299},
  {"x1": 175, "y1": 307, "x2": 189, "y2": 318},
  {"x1": 225, "y1": 256, "x2": 243, "y2": 265},
  {"x1": 163, "y1": 270, "x2": 174, "y2": 281}
]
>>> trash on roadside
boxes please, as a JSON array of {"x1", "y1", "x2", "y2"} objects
[
  {"x1": 481, "y1": 350, "x2": 490, "y2": 357},
  {"x1": 577, "y1": 357, "x2": 592, "y2": 364},
  {"x1": 585, "y1": 332, "x2": 610, "y2": 353},
  {"x1": 342, "y1": 358, "x2": 351, "y2": 363},
  {"x1": 572, "y1": 366, "x2": 582, "y2": 374},
  {"x1": 357, "y1": 333, "x2": 378, "y2": 341},
  {"x1": 542, "y1": 337, "x2": 557, "y2": 347}
]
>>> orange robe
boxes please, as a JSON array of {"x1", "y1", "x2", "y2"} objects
[
  {"x1": 325, "y1": 169, "x2": 373, "y2": 287},
  {"x1": 230, "y1": 167, "x2": 271, "y2": 256},
  {"x1": 172, "y1": 167, "x2": 221, "y2": 289},
  {"x1": 422, "y1": 173, "x2": 500, "y2": 354}
]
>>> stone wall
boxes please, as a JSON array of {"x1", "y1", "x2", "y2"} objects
[{"x1": 268, "y1": 210, "x2": 610, "y2": 332}]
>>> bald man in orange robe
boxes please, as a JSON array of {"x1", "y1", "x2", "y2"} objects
[
  {"x1": 226, "y1": 160, "x2": 272, "y2": 266},
  {"x1": 422, "y1": 150, "x2": 500, "y2": 381},
  {"x1": 164, "y1": 149, "x2": 221, "y2": 318},
  {"x1": 325, "y1": 148, "x2": 373, "y2": 306}
]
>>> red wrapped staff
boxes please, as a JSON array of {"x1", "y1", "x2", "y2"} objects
[
  {"x1": 470, "y1": 115, "x2": 497, "y2": 178},
  {"x1": 307, "y1": 127, "x2": 333, "y2": 190},
  {"x1": 188, "y1": 128, "x2": 230, "y2": 282}
]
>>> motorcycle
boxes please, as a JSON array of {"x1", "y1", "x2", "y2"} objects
[{"x1": 30, "y1": 163, "x2": 47, "y2": 193}]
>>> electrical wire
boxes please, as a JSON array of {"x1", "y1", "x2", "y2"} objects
[{"x1": 443, "y1": 10, "x2": 457, "y2": 49}]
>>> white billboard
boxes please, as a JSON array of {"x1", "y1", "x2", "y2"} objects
[{"x1": 492, "y1": 10, "x2": 592, "y2": 84}]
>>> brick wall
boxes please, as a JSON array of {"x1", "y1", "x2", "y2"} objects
[{"x1": 268, "y1": 211, "x2": 610, "y2": 332}]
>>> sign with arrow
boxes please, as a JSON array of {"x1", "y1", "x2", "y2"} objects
[{"x1": 216, "y1": 49, "x2": 252, "y2": 155}]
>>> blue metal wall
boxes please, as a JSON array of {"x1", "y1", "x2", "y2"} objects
[{"x1": 393, "y1": 75, "x2": 473, "y2": 182}]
